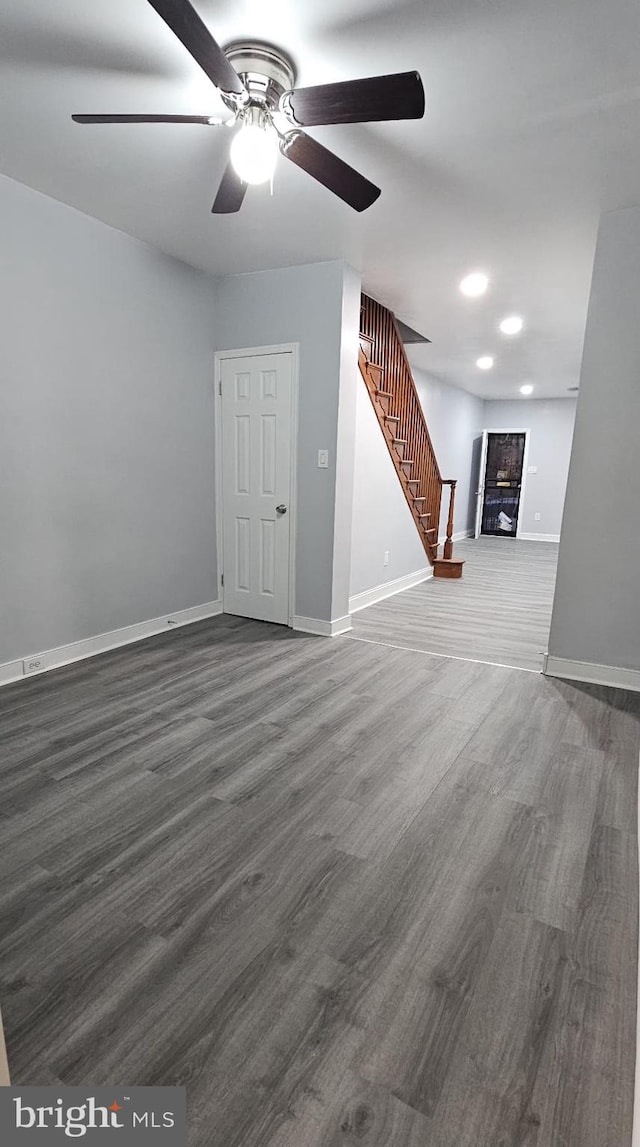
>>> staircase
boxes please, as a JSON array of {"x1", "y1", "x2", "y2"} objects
[{"x1": 358, "y1": 293, "x2": 464, "y2": 578}]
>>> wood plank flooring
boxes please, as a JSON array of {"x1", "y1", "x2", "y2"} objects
[
  {"x1": 351, "y1": 536, "x2": 559, "y2": 670},
  {"x1": 0, "y1": 614, "x2": 638, "y2": 1146}
]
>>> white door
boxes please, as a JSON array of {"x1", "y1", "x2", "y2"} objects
[
  {"x1": 474, "y1": 430, "x2": 489, "y2": 538},
  {"x1": 220, "y1": 351, "x2": 293, "y2": 624}
]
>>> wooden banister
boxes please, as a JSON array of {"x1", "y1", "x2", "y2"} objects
[
  {"x1": 442, "y1": 479, "x2": 457, "y2": 560},
  {"x1": 359, "y1": 293, "x2": 456, "y2": 567}
]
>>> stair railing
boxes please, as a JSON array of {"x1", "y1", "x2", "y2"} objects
[
  {"x1": 359, "y1": 293, "x2": 444, "y2": 560},
  {"x1": 442, "y1": 479, "x2": 457, "y2": 559}
]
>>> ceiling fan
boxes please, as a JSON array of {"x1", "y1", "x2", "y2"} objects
[{"x1": 72, "y1": 0, "x2": 425, "y2": 214}]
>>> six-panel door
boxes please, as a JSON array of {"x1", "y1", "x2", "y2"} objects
[{"x1": 220, "y1": 352, "x2": 293, "y2": 624}]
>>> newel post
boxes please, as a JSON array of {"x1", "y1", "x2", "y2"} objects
[{"x1": 443, "y1": 480, "x2": 457, "y2": 560}]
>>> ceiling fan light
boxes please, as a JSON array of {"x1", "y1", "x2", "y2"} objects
[
  {"x1": 500, "y1": 314, "x2": 524, "y2": 335},
  {"x1": 230, "y1": 121, "x2": 279, "y2": 185},
  {"x1": 460, "y1": 272, "x2": 489, "y2": 297}
]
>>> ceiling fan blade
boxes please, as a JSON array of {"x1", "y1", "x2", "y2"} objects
[
  {"x1": 146, "y1": 0, "x2": 246, "y2": 97},
  {"x1": 280, "y1": 71, "x2": 425, "y2": 127},
  {"x1": 72, "y1": 114, "x2": 226, "y2": 124},
  {"x1": 212, "y1": 162, "x2": 247, "y2": 214},
  {"x1": 280, "y1": 131, "x2": 380, "y2": 212}
]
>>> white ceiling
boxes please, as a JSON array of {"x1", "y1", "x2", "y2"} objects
[{"x1": 2, "y1": 0, "x2": 640, "y2": 398}]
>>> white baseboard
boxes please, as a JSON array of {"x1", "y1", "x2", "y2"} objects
[
  {"x1": 0, "y1": 599, "x2": 223, "y2": 688},
  {"x1": 437, "y1": 528, "x2": 474, "y2": 545},
  {"x1": 0, "y1": 660, "x2": 24, "y2": 688},
  {"x1": 544, "y1": 654, "x2": 640, "y2": 693},
  {"x1": 349, "y1": 567, "x2": 432, "y2": 614},
  {"x1": 292, "y1": 614, "x2": 352, "y2": 637},
  {"x1": 518, "y1": 532, "x2": 560, "y2": 543}
]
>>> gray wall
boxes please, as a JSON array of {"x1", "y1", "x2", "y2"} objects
[
  {"x1": 483, "y1": 399, "x2": 577, "y2": 538},
  {"x1": 0, "y1": 174, "x2": 218, "y2": 667},
  {"x1": 214, "y1": 260, "x2": 360, "y2": 624},
  {"x1": 413, "y1": 369, "x2": 485, "y2": 538},
  {"x1": 549, "y1": 205, "x2": 640, "y2": 673},
  {"x1": 350, "y1": 380, "x2": 427, "y2": 598},
  {"x1": 331, "y1": 264, "x2": 361, "y2": 621}
]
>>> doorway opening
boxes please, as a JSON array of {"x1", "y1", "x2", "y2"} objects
[{"x1": 475, "y1": 429, "x2": 529, "y2": 539}]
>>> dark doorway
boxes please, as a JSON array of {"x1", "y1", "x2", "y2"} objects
[{"x1": 480, "y1": 432, "x2": 526, "y2": 536}]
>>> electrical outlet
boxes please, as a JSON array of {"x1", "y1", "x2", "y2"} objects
[
  {"x1": 383, "y1": 551, "x2": 390, "y2": 566},
  {"x1": 534, "y1": 513, "x2": 541, "y2": 521},
  {"x1": 23, "y1": 655, "x2": 46, "y2": 676}
]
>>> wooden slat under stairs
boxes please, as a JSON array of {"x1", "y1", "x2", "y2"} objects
[{"x1": 358, "y1": 294, "x2": 464, "y2": 578}]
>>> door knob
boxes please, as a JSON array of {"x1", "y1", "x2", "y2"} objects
[{"x1": 276, "y1": 504, "x2": 287, "y2": 515}]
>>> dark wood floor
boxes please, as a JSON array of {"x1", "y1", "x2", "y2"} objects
[
  {"x1": 351, "y1": 537, "x2": 559, "y2": 671},
  {"x1": 1, "y1": 615, "x2": 638, "y2": 1146}
]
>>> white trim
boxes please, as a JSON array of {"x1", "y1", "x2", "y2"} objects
[
  {"x1": 0, "y1": 660, "x2": 24, "y2": 687},
  {"x1": 292, "y1": 614, "x2": 352, "y2": 637},
  {"x1": 0, "y1": 600, "x2": 223, "y2": 688},
  {"x1": 518, "y1": 532, "x2": 560, "y2": 543},
  {"x1": 214, "y1": 344, "x2": 299, "y2": 627},
  {"x1": 349, "y1": 567, "x2": 432, "y2": 614},
  {"x1": 543, "y1": 654, "x2": 640, "y2": 693},
  {"x1": 474, "y1": 430, "x2": 488, "y2": 539},
  {"x1": 437, "y1": 528, "x2": 474, "y2": 546}
]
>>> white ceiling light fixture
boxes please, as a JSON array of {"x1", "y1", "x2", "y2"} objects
[
  {"x1": 460, "y1": 272, "x2": 489, "y2": 297},
  {"x1": 230, "y1": 108, "x2": 279, "y2": 185},
  {"x1": 476, "y1": 355, "x2": 494, "y2": 370},
  {"x1": 500, "y1": 315, "x2": 524, "y2": 335},
  {"x1": 520, "y1": 384, "x2": 534, "y2": 395}
]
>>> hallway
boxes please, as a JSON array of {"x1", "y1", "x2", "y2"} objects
[{"x1": 350, "y1": 537, "x2": 559, "y2": 672}]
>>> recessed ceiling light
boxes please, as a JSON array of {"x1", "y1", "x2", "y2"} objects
[
  {"x1": 520, "y1": 384, "x2": 533, "y2": 396},
  {"x1": 460, "y1": 272, "x2": 489, "y2": 298},
  {"x1": 500, "y1": 315, "x2": 524, "y2": 335},
  {"x1": 476, "y1": 356, "x2": 494, "y2": 370}
]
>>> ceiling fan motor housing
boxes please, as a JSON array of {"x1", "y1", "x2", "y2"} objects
[{"x1": 223, "y1": 42, "x2": 297, "y2": 113}]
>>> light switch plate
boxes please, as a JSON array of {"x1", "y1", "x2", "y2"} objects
[{"x1": 318, "y1": 450, "x2": 329, "y2": 468}]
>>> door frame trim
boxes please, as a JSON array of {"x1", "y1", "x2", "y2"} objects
[
  {"x1": 214, "y1": 343, "x2": 300, "y2": 626},
  {"x1": 477, "y1": 427, "x2": 530, "y2": 539}
]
